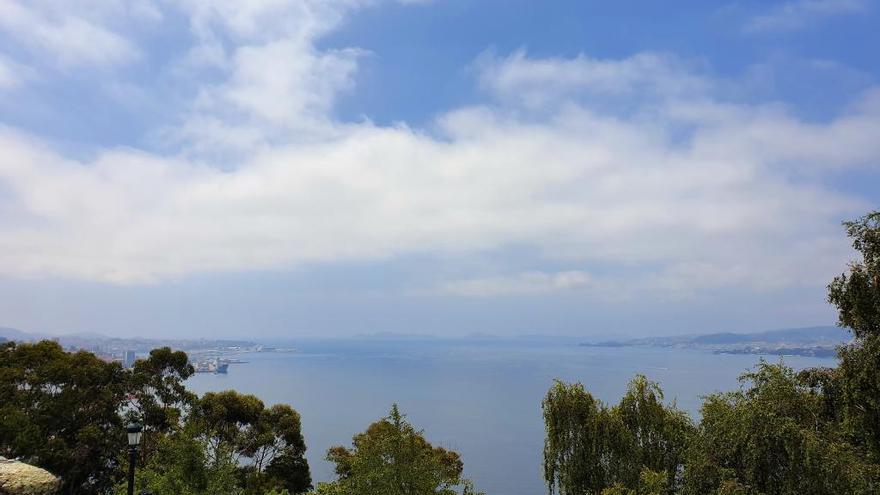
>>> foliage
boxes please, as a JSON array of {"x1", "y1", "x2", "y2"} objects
[
  {"x1": 543, "y1": 380, "x2": 622, "y2": 494},
  {"x1": 125, "y1": 346, "x2": 196, "y2": 467},
  {"x1": 601, "y1": 469, "x2": 668, "y2": 495},
  {"x1": 5, "y1": 209, "x2": 880, "y2": 495},
  {"x1": 827, "y1": 210, "x2": 880, "y2": 459},
  {"x1": 543, "y1": 376, "x2": 692, "y2": 495},
  {"x1": 139, "y1": 390, "x2": 312, "y2": 495},
  {"x1": 545, "y1": 363, "x2": 880, "y2": 495},
  {"x1": 0, "y1": 341, "x2": 311, "y2": 495},
  {"x1": 836, "y1": 336, "x2": 880, "y2": 459},
  {"x1": 544, "y1": 211, "x2": 880, "y2": 495},
  {"x1": 114, "y1": 429, "x2": 243, "y2": 495},
  {"x1": 615, "y1": 377, "x2": 693, "y2": 490},
  {"x1": 682, "y1": 362, "x2": 879, "y2": 494},
  {"x1": 128, "y1": 347, "x2": 196, "y2": 433},
  {"x1": 0, "y1": 340, "x2": 128, "y2": 494},
  {"x1": 317, "y1": 404, "x2": 483, "y2": 495},
  {"x1": 827, "y1": 211, "x2": 880, "y2": 340}
]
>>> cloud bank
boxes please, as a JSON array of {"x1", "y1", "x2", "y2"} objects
[{"x1": 0, "y1": 0, "x2": 876, "y2": 303}]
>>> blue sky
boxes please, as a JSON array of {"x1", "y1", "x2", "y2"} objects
[{"x1": 0, "y1": 0, "x2": 878, "y2": 339}]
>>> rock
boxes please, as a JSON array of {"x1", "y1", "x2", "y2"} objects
[{"x1": 0, "y1": 458, "x2": 60, "y2": 495}]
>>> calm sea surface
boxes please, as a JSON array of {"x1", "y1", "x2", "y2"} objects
[{"x1": 187, "y1": 339, "x2": 835, "y2": 495}]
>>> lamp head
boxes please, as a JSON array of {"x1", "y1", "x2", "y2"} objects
[{"x1": 126, "y1": 422, "x2": 143, "y2": 447}]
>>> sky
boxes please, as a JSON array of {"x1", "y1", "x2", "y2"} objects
[{"x1": 0, "y1": 0, "x2": 878, "y2": 339}]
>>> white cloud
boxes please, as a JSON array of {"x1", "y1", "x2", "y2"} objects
[
  {"x1": 0, "y1": 2, "x2": 875, "y2": 302},
  {"x1": 0, "y1": 87, "x2": 872, "y2": 286},
  {"x1": 177, "y1": 0, "x2": 361, "y2": 42},
  {"x1": 744, "y1": 0, "x2": 868, "y2": 33},
  {"x1": 194, "y1": 40, "x2": 362, "y2": 130},
  {"x1": 0, "y1": 0, "x2": 143, "y2": 68},
  {"x1": 437, "y1": 271, "x2": 593, "y2": 297},
  {"x1": 477, "y1": 50, "x2": 710, "y2": 107},
  {"x1": 161, "y1": 0, "x2": 368, "y2": 159}
]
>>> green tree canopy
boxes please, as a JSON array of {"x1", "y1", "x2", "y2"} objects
[
  {"x1": 544, "y1": 211, "x2": 880, "y2": 495},
  {"x1": 682, "y1": 362, "x2": 879, "y2": 494},
  {"x1": 0, "y1": 342, "x2": 311, "y2": 495},
  {"x1": 129, "y1": 347, "x2": 196, "y2": 434},
  {"x1": 828, "y1": 211, "x2": 880, "y2": 340},
  {"x1": 601, "y1": 469, "x2": 668, "y2": 495},
  {"x1": 0, "y1": 340, "x2": 128, "y2": 494},
  {"x1": 189, "y1": 390, "x2": 312, "y2": 494},
  {"x1": 827, "y1": 210, "x2": 880, "y2": 459},
  {"x1": 117, "y1": 426, "x2": 243, "y2": 495},
  {"x1": 317, "y1": 405, "x2": 482, "y2": 495},
  {"x1": 543, "y1": 375, "x2": 693, "y2": 495}
]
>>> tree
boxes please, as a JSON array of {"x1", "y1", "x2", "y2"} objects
[
  {"x1": 543, "y1": 377, "x2": 692, "y2": 495},
  {"x1": 682, "y1": 362, "x2": 879, "y2": 495},
  {"x1": 116, "y1": 426, "x2": 243, "y2": 495},
  {"x1": 242, "y1": 404, "x2": 312, "y2": 494},
  {"x1": 0, "y1": 340, "x2": 128, "y2": 494},
  {"x1": 827, "y1": 210, "x2": 880, "y2": 459},
  {"x1": 543, "y1": 380, "x2": 623, "y2": 494},
  {"x1": 128, "y1": 347, "x2": 196, "y2": 432},
  {"x1": 193, "y1": 390, "x2": 265, "y2": 464},
  {"x1": 828, "y1": 211, "x2": 880, "y2": 340},
  {"x1": 113, "y1": 389, "x2": 310, "y2": 495},
  {"x1": 614, "y1": 376, "x2": 693, "y2": 491},
  {"x1": 190, "y1": 390, "x2": 312, "y2": 494},
  {"x1": 127, "y1": 347, "x2": 197, "y2": 465},
  {"x1": 0, "y1": 341, "x2": 312, "y2": 495},
  {"x1": 601, "y1": 469, "x2": 668, "y2": 495},
  {"x1": 318, "y1": 405, "x2": 482, "y2": 495},
  {"x1": 836, "y1": 337, "x2": 880, "y2": 459}
]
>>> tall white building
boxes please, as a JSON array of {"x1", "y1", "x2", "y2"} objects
[{"x1": 123, "y1": 350, "x2": 136, "y2": 368}]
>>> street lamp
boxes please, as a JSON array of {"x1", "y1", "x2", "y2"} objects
[{"x1": 126, "y1": 422, "x2": 143, "y2": 495}]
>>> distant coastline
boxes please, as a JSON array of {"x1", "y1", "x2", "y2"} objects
[
  {"x1": 581, "y1": 325, "x2": 846, "y2": 358},
  {"x1": 2, "y1": 324, "x2": 848, "y2": 360},
  {"x1": 0, "y1": 326, "x2": 261, "y2": 368}
]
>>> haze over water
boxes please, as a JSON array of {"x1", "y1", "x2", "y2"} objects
[{"x1": 187, "y1": 339, "x2": 835, "y2": 495}]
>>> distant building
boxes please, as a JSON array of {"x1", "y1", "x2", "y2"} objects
[{"x1": 123, "y1": 350, "x2": 137, "y2": 368}]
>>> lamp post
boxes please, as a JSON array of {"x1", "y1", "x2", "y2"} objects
[{"x1": 126, "y1": 422, "x2": 143, "y2": 495}]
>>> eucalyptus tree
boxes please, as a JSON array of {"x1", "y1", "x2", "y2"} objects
[
  {"x1": 128, "y1": 347, "x2": 196, "y2": 433},
  {"x1": 190, "y1": 390, "x2": 312, "y2": 494},
  {"x1": 0, "y1": 340, "x2": 129, "y2": 494},
  {"x1": 125, "y1": 346, "x2": 197, "y2": 467}
]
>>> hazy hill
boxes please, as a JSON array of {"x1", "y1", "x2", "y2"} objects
[
  {"x1": 583, "y1": 325, "x2": 848, "y2": 357},
  {"x1": 0, "y1": 327, "x2": 43, "y2": 341},
  {"x1": 689, "y1": 326, "x2": 846, "y2": 345}
]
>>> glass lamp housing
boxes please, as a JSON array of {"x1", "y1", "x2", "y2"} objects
[{"x1": 126, "y1": 422, "x2": 143, "y2": 447}]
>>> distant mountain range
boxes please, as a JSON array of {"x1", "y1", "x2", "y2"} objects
[
  {"x1": 0, "y1": 326, "x2": 123, "y2": 344},
  {"x1": 582, "y1": 326, "x2": 848, "y2": 358},
  {"x1": 0, "y1": 326, "x2": 45, "y2": 341}
]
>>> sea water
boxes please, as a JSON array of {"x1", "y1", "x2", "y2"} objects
[{"x1": 187, "y1": 339, "x2": 835, "y2": 495}]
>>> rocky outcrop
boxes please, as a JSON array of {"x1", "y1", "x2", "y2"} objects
[{"x1": 0, "y1": 458, "x2": 59, "y2": 495}]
